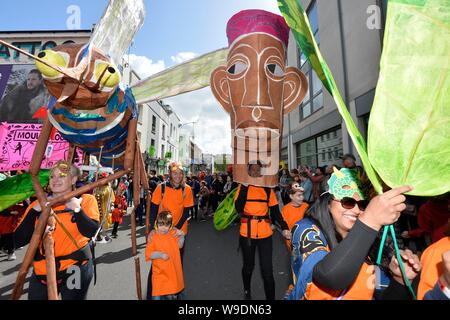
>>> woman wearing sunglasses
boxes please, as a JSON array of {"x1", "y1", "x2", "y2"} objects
[{"x1": 286, "y1": 167, "x2": 421, "y2": 300}]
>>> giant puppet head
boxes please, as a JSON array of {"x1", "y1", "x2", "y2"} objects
[
  {"x1": 211, "y1": 10, "x2": 308, "y2": 187},
  {"x1": 33, "y1": 43, "x2": 133, "y2": 168},
  {"x1": 35, "y1": 43, "x2": 121, "y2": 110}
]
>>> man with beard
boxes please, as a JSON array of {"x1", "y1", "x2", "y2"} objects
[{"x1": 0, "y1": 69, "x2": 48, "y2": 122}]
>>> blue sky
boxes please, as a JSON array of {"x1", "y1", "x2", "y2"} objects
[{"x1": 0, "y1": 0, "x2": 281, "y2": 154}]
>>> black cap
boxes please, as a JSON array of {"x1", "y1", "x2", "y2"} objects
[{"x1": 340, "y1": 153, "x2": 356, "y2": 161}]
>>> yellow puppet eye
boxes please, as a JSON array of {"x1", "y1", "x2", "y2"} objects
[
  {"x1": 94, "y1": 62, "x2": 120, "y2": 88},
  {"x1": 35, "y1": 50, "x2": 68, "y2": 78}
]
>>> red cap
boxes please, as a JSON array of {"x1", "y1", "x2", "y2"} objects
[{"x1": 226, "y1": 9, "x2": 290, "y2": 47}]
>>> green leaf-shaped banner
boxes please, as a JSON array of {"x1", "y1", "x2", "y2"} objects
[
  {"x1": 368, "y1": 0, "x2": 450, "y2": 196},
  {"x1": 0, "y1": 170, "x2": 49, "y2": 211}
]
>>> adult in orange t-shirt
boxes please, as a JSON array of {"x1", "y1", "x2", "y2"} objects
[
  {"x1": 234, "y1": 163, "x2": 291, "y2": 300},
  {"x1": 14, "y1": 161, "x2": 99, "y2": 300},
  {"x1": 281, "y1": 182, "x2": 309, "y2": 250},
  {"x1": 145, "y1": 211, "x2": 185, "y2": 300},
  {"x1": 149, "y1": 162, "x2": 193, "y2": 242},
  {"x1": 417, "y1": 235, "x2": 450, "y2": 300}
]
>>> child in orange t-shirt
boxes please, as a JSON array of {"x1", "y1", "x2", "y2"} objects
[
  {"x1": 282, "y1": 182, "x2": 309, "y2": 250},
  {"x1": 145, "y1": 211, "x2": 185, "y2": 300}
]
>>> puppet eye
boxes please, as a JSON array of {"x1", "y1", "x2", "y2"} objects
[
  {"x1": 94, "y1": 62, "x2": 120, "y2": 88},
  {"x1": 266, "y1": 63, "x2": 284, "y2": 77},
  {"x1": 227, "y1": 61, "x2": 247, "y2": 75},
  {"x1": 35, "y1": 50, "x2": 68, "y2": 79}
]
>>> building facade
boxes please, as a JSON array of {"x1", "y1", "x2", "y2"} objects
[
  {"x1": 283, "y1": 0, "x2": 388, "y2": 170},
  {"x1": 122, "y1": 63, "x2": 182, "y2": 174}
]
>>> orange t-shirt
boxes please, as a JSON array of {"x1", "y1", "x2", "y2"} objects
[
  {"x1": 22, "y1": 194, "x2": 100, "y2": 276},
  {"x1": 305, "y1": 262, "x2": 375, "y2": 300},
  {"x1": 151, "y1": 184, "x2": 194, "y2": 235},
  {"x1": 145, "y1": 230, "x2": 184, "y2": 296},
  {"x1": 282, "y1": 202, "x2": 309, "y2": 249},
  {"x1": 282, "y1": 202, "x2": 309, "y2": 231},
  {"x1": 418, "y1": 236, "x2": 450, "y2": 300},
  {"x1": 235, "y1": 185, "x2": 278, "y2": 239}
]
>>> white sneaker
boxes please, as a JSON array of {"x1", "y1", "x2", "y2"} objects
[{"x1": 7, "y1": 253, "x2": 16, "y2": 261}]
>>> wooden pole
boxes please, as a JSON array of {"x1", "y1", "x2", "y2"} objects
[
  {"x1": 124, "y1": 119, "x2": 137, "y2": 171},
  {"x1": 131, "y1": 142, "x2": 142, "y2": 300},
  {"x1": 43, "y1": 230, "x2": 59, "y2": 300},
  {"x1": 12, "y1": 119, "x2": 53, "y2": 300},
  {"x1": 137, "y1": 150, "x2": 151, "y2": 238},
  {"x1": 48, "y1": 169, "x2": 129, "y2": 207},
  {"x1": 66, "y1": 144, "x2": 76, "y2": 164}
]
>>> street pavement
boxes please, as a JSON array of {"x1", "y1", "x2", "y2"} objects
[{"x1": 0, "y1": 209, "x2": 291, "y2": 300}]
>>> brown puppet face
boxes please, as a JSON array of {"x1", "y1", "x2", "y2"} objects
[
  {"x1": 35, "y1": 43, "x2": 121, "y2": 110},
  {"x1": 211, "y1": 10, "x2": 308, "y2": 187}
]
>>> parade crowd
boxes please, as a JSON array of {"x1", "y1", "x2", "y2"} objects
[{"x1": 1, "y1": 153, "x2": 449, "y2": 301}]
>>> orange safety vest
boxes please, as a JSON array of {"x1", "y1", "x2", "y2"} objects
[{"x1": 235, "y1": 185, "x2": 278, "y2": 239}]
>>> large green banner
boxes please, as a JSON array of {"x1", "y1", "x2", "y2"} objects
[{"x1": 368, "y1": 0, "x2": 450, "y2": 196}]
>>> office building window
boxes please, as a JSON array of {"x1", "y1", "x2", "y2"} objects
[
  {"x1": 152, "y1": 116, "x2": 156, "y2": 134},
  {"x1": 300, "y1": 64, "x2": 323, "y2": 120},
  {"x1": 296, "y1": 138, "x2": 317, "y2": 168},
  {"x1": 161, "y1": 145, "x2": 165, "y2": 158},
  {"x1": 162, "y1": 125, "x2": 166, "y2": 141},
  {"x1": 296, "y1": 127, "x2": 343, "y2": 168},
  {"x1": 281, "y1": 147, "x2": 288, "y2": 163},
  {"x1": 298, "y1": 0, "x2": 320, "y2": 67},
  {"x1": 138, "y1": 105, "x2": 143, "y2": 124},
  {"x1": 299, "y1": 1, "x2": 323, "y2": 120}
]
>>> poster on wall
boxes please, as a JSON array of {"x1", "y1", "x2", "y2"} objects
[
  {"x1": 0, "y1": 64, "x2": 50, "y2": 123},
  {"x1": 0, "y1": 123, "x2": 83, "y2": 171}
]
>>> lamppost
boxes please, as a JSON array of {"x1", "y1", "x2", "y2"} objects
[
  {"x1": 178, "y1": 121, "x2": 197, "y2": 140},
  {"x1": 179, "y1": 121, "x2": 198, "y2": 173}
]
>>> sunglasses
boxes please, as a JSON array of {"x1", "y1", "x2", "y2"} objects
[{"x1": 333, "y1": 197, "x2": 368, "y2": 210}]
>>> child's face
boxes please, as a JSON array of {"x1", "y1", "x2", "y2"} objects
[{"x1": 157, "y1": 224, "x2": 170, "y2": 234}]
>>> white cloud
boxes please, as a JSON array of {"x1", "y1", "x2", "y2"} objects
[
  {"x1": 164, "y1": 87, "x2": 232, "y2": 155},
  {"x1": 170, "y1": 52, "x2": 198, "y2": 64},
  {"x1": 124, "y1": 54, "x2": 166, "y2": 79}
]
